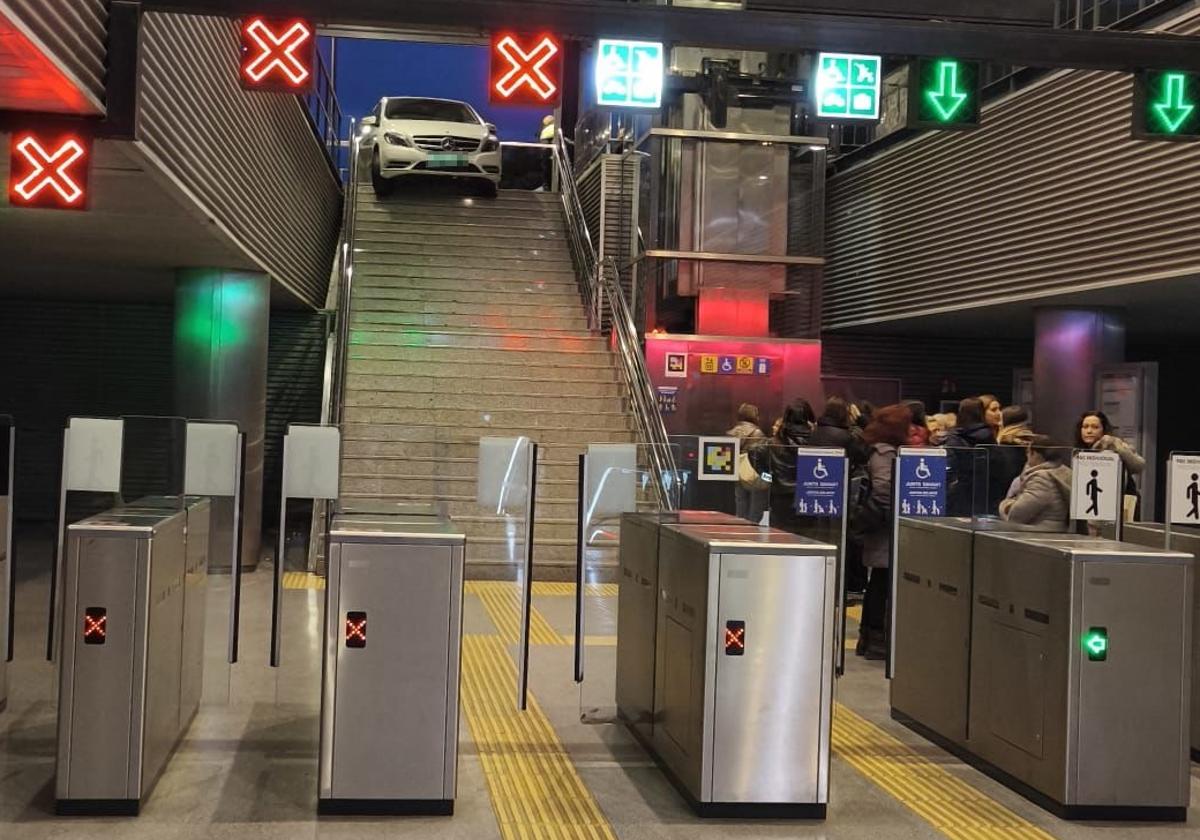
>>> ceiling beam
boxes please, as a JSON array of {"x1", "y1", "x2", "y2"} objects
[{"x1": 141, "y1": 0, "x2": 1200, "y2": 72}]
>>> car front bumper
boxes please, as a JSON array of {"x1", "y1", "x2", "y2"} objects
[{"x1": 377, "y1": 144, "x2": 501, "y2": 182}]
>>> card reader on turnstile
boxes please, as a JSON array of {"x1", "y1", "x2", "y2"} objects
[{"x1": 318, "y1": 513, "x2": 466, "y2": 815}]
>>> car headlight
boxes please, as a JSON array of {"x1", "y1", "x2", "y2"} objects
[
  {"x1": 481, "y1": 134, "x2": 499, "y2": 152},
  {"x1": 384, "y1": 132, "x2": 413, "y2": 148}
]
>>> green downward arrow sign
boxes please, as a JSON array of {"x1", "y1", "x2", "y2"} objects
[
  {"x1": 1152, "y1": 73, "x2": 1196, "y2": 133},
  {"x1": 926, "y1": 60, "x2": 969, "y2": 122}
]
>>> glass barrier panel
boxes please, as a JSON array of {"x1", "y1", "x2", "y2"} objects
[{"x1": 577, "y1": 442, "x2": 682, "y2": 723}]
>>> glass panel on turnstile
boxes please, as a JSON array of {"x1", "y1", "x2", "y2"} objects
[
  {"x1": 576, "y1": 442, "x2": 682, "y2": 723},
  {"x1": 476, "y1": 436, "x2": 537, "y2": 710}
]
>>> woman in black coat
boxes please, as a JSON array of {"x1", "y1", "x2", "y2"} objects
[{"x1": 763, "y1": 399, "x2": 816, "y2": 530}]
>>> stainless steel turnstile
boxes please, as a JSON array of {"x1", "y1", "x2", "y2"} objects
[
  {"x1": 616, "y1": 511, "x2": 750, "y2": 742},
  {"x1": 616, "y1": 516, "x2": 838, "y2": 818},
  {"x1": 56, "y1": 499, "x2": 211, "y2": 814},
  {"x1": 319, "y1": 513, "x2": 466, "y2": 815},
  {"x1": 1104, "y1": 522, "x2": 1200, "y2": 760},
  {"x1": 968, "y1": 533, "x2": 1192, "y2": 820}
]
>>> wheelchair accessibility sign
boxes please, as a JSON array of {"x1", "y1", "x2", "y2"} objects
[
  {"x1": 898, "y1": 448, "x2": 947, "y2": 517},
  {"x1": 795, "y1": 449, "x2": 846, "y2": 517}
]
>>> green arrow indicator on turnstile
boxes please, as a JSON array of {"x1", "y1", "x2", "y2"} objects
[
  {"x1": 926, "y1": 60, "x2": 969, "y2": 122},
  {"x1": 1083, "y1": 627, "x2": 1108, "y2": 661},
  {"x1": 1151, "y1": 73, "x2": 1196, "y2": 133}
]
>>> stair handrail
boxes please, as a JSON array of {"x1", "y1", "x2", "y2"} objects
[
  {"x1": 551, "y1": 130, "x2": 679, "y2": 510},
  {"x1": 330, "y1": 118, "x2": 361, "y2": 429}
]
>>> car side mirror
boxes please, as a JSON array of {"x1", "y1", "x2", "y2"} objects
[
  {"x1": 362, "y1": 116, "x2": 378, "y2": 127},
  {"x1": 485, "y1": 123, "x2": 497, "y2": 133}
]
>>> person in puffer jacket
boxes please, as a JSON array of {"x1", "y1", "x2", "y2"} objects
[{"x1": 999, "y1": 436, "x2": 1073, "y2": 531}]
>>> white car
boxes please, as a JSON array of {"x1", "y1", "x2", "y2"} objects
[{"x1": 362, "y1": 97, "x2": 501, "y2": 197}]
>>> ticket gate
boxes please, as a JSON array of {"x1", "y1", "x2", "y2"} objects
[
  {"x1": 318, "y1": 512, "x2": 466, "y2": 814},
  {"x1": 894, "y1": 523, "x2": 1193, "y2": 820},
  {"x1": 1107, "y1": 522, "x2": 1200, "y2": 759},
  {"x1": 616, "y1": 515, "x2": 838, "y2": 817},
  {"x1": 56, "y1": 500, "x2": 210, "y2": 814}
]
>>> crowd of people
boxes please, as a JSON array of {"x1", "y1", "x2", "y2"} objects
[{"x1": 728, "y1": 395, "x2": 1146, "y2": 662}]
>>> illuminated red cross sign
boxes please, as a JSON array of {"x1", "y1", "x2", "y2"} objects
[
  {"x1": 490, "y1": 33, "x2": 563, "y2": 106},
  {"x1": 239, "y1": 17, "x2": 315, "y2": 93},
  {"x1": 8, "y1": 132, "x2": 90, "y2": 210},
  {"x1": 345, "y1": 612, "x2": 367, "y2": 648},
  {"x1": 83, "y1": 608, "x2": 107, "y2": 644}
]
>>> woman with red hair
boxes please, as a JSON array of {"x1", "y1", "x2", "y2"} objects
[{"x1": 856, "y1": 403, "x2": 912, "y2": 660}]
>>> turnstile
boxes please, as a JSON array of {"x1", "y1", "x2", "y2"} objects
[
  {"x1": 56, "y1": 499, "x2": 211, "y2": 814},
  {"x1": 1104, "y1": 522, "x2": 1200, "y2": 760},
  {"x1": 615, "y1": 511, "x2": 749, "y2": 742},
  {"x1": 616, "y1": 516, "x2": 838, "y2": 817},
  {"x1": 968, "y1": 533, "x2": 1192, "y2": 820},
  {"x1": 319, "y1": 513, "x2": 466, "y2": 815}
]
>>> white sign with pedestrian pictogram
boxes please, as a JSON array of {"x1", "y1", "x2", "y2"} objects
[
  {"x1": 1168, "y1": 454, "x2": 1200, "y2": 525},
  {"x1": 1071, "y1": 450, "x2": 1121, "y2": 522}
]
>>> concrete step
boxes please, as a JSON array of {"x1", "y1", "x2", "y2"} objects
[
  {"x1": 344, "y1": 389, "x2": 627, "y2": 414},
  {"x1": 346, "y1": 357, "x2": 618, "y2": 382},
  {"x1": 342, "y1": 424, "x2": 636, "y2": 447},
  {"x1": 349, "y1": 345, "x2": 615, "y2": 368},
  {"x1": 355, "y1": 251, "x2": 574, "y2": 272},
  {"x1": 352, "y1": 310, "x2": 590, "y2": 333},
  {"x1": 353, "y1": 267, "x2": 579, "y2": 287},
  {"x1": 453, "y1": 514, "x2": 579, "y2": 543},
  {"x1": 351, "y1": 294, "x2": 586, "y2": 316},
  {"x1": 339, "y1": 438, "x2": 620, "y2": 461},
  {"x1": 342, "y1": 454, "x2": 581, "y2": 482},
  {"x1": 357, "y1": 192, "x2": 563, "y2": 217},
  {"x1": 354, "y1": 218, "x2": 567, "y2": 240},
  {"x1": 347, "y1": 373, "x2": 623, "y2": 398},
  {"x1": 339, "y1": 490, "x2": 578, "y2": 520},
  {"x1": 349, "y1": 326, "x2": 604, "y2": 352},
  {"x1": 356, "y1": 234, "x2": 569, "y2": 262},
  {"x1": 343, "y1": 405, "x2": 633, "y2": 431},
  {"x1": 350, "y1": 312, "x2": 588, "y2": 333},
  {"x1": 341, "y1": 473, "x2": 579, "y2": 499}
]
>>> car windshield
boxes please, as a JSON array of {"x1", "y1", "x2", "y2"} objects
[{"x1": 384, "y1": 99, "x2": 478, "y2": 123}]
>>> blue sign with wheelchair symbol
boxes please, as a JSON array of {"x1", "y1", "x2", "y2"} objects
[
  {"x1": 795, "y1": 452, "x2": 846, "y2": 517},
  {"x1": 898, "y1": 452, "x2": 947, "y2": 517}
]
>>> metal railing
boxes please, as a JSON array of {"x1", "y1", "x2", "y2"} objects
[
  {"x1": 329, "y1": 117, "x2": 361, "y2": 429},
  {"x1": 302, "y1": 47, "x2": 344, "y2": 178},
  {"x1": 551, "y1": 130, "x2": 680, "y2": 510}
]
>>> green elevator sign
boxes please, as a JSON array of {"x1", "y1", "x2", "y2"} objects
[
  {"x1": 815, "y1": 53, "x2": 882, "y2": 120},
  {"x1": 1083, "y1": 627, "x2": 1109, "y2": 662},
  {"x1": 1133, "y1": 70, "x2": 1200, "y2": 140},
  {"x1": 909, "y1": 58, "x2": 981, "y2": 129}
]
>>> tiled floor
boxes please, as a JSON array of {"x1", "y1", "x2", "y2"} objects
[{"x1": 3, "y1": 538, "x2": 1200, "y2": 840}]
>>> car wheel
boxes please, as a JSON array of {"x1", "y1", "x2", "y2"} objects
[
  {"x1": 371, "y1": 149, "x2": 392, "y2": 198},
  {"x1": 479, "y1": 180, "x2": 499, "y2": 199}
]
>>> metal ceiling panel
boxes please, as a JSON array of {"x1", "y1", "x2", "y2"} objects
[
  {"x1": 0, "y1": 0, "x2": 107, "y2": 113},
  {"x1": 823, "y1": 12, "x2": 1200, "y2": 330},
  {"x1": 137, "y1": 12, "x2": 342, "y2": 308}
]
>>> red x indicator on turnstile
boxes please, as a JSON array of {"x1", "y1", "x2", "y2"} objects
[
  {"x1": 345, "y1": 612, "x2": 367, "y2": 648},
  {"x1": 490, "y1": 33, "x2": 563, "y2": 105},
  {"x1": 725, "y1": 621, "x2": 745, "y2": 656},
  {"x1": 8, "y1": 132, "x2": 90, "y2": 210},
  {"x1": 240, "y1": 17, "x2": 314, "y2": 92},
  {"x1": 83, "y1": 608, "x2": 107, "y2": 645}
]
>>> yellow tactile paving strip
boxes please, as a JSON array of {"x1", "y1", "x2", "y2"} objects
[
  {"x1": 467, "y1": 581, "x2": 567, "y2": 645},
  {"x1": 281, "y1": 571, "x2": 325, "y2": 590},
  {"x1": 462, "y1": 634, "x2": 618, "y2": 840},
  {"x1": 531, "y1": 582, "x2": 619, "y2": 597},
  {"x1": 833, "y1": 704, "x2": 1057, "y2": 840}
]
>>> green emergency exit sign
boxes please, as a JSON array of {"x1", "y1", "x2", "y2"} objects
[
  {"x1": 1133, "y1": 70, "x2": 1200, "y2": 140},
  {"x1": 908, "y1": 57, "x2": 981, "y2": 129},
  {"x1": 1083, "y1": 627, "x2": 1109, "y2": 662},
  {"x1": 815, "y1": 53, "x2": 882, "y2": 120}
]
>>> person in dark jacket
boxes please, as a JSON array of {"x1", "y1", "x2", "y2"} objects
[
  {"x1": 764, "y1": 399, "x2": 815, "y2": 530},
  {"x1": 944, "y1": 397, "x2": 997, "y2": 516},
  {"x1": 857, "y1": 403, "x2": 912, "y2": 660},
  {"x1": 810, "y1": 396, "x2": 868, "y2": 467}
]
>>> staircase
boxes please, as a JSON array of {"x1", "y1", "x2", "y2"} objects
[{"x1": 340, "y1": 188, "x2": 636, "y2": 578}]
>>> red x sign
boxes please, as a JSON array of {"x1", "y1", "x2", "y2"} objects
[
  {"x1": 240, "y1": 17, "x2": 315, "y2": 93},
  {"x1": 8, "y1": 131, "x2": 90, "y2": 211},
  {"x1": 490, "y1": 33, "x2": 563, "y2": 106}
]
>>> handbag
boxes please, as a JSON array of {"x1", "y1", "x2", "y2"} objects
[{"x1": 737, "y1": 450, "x2": 770, "y2": 491}]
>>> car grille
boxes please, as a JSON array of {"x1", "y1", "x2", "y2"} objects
[{"x1": 413, "y1": 135, "x2": 481, "y2": 152}]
